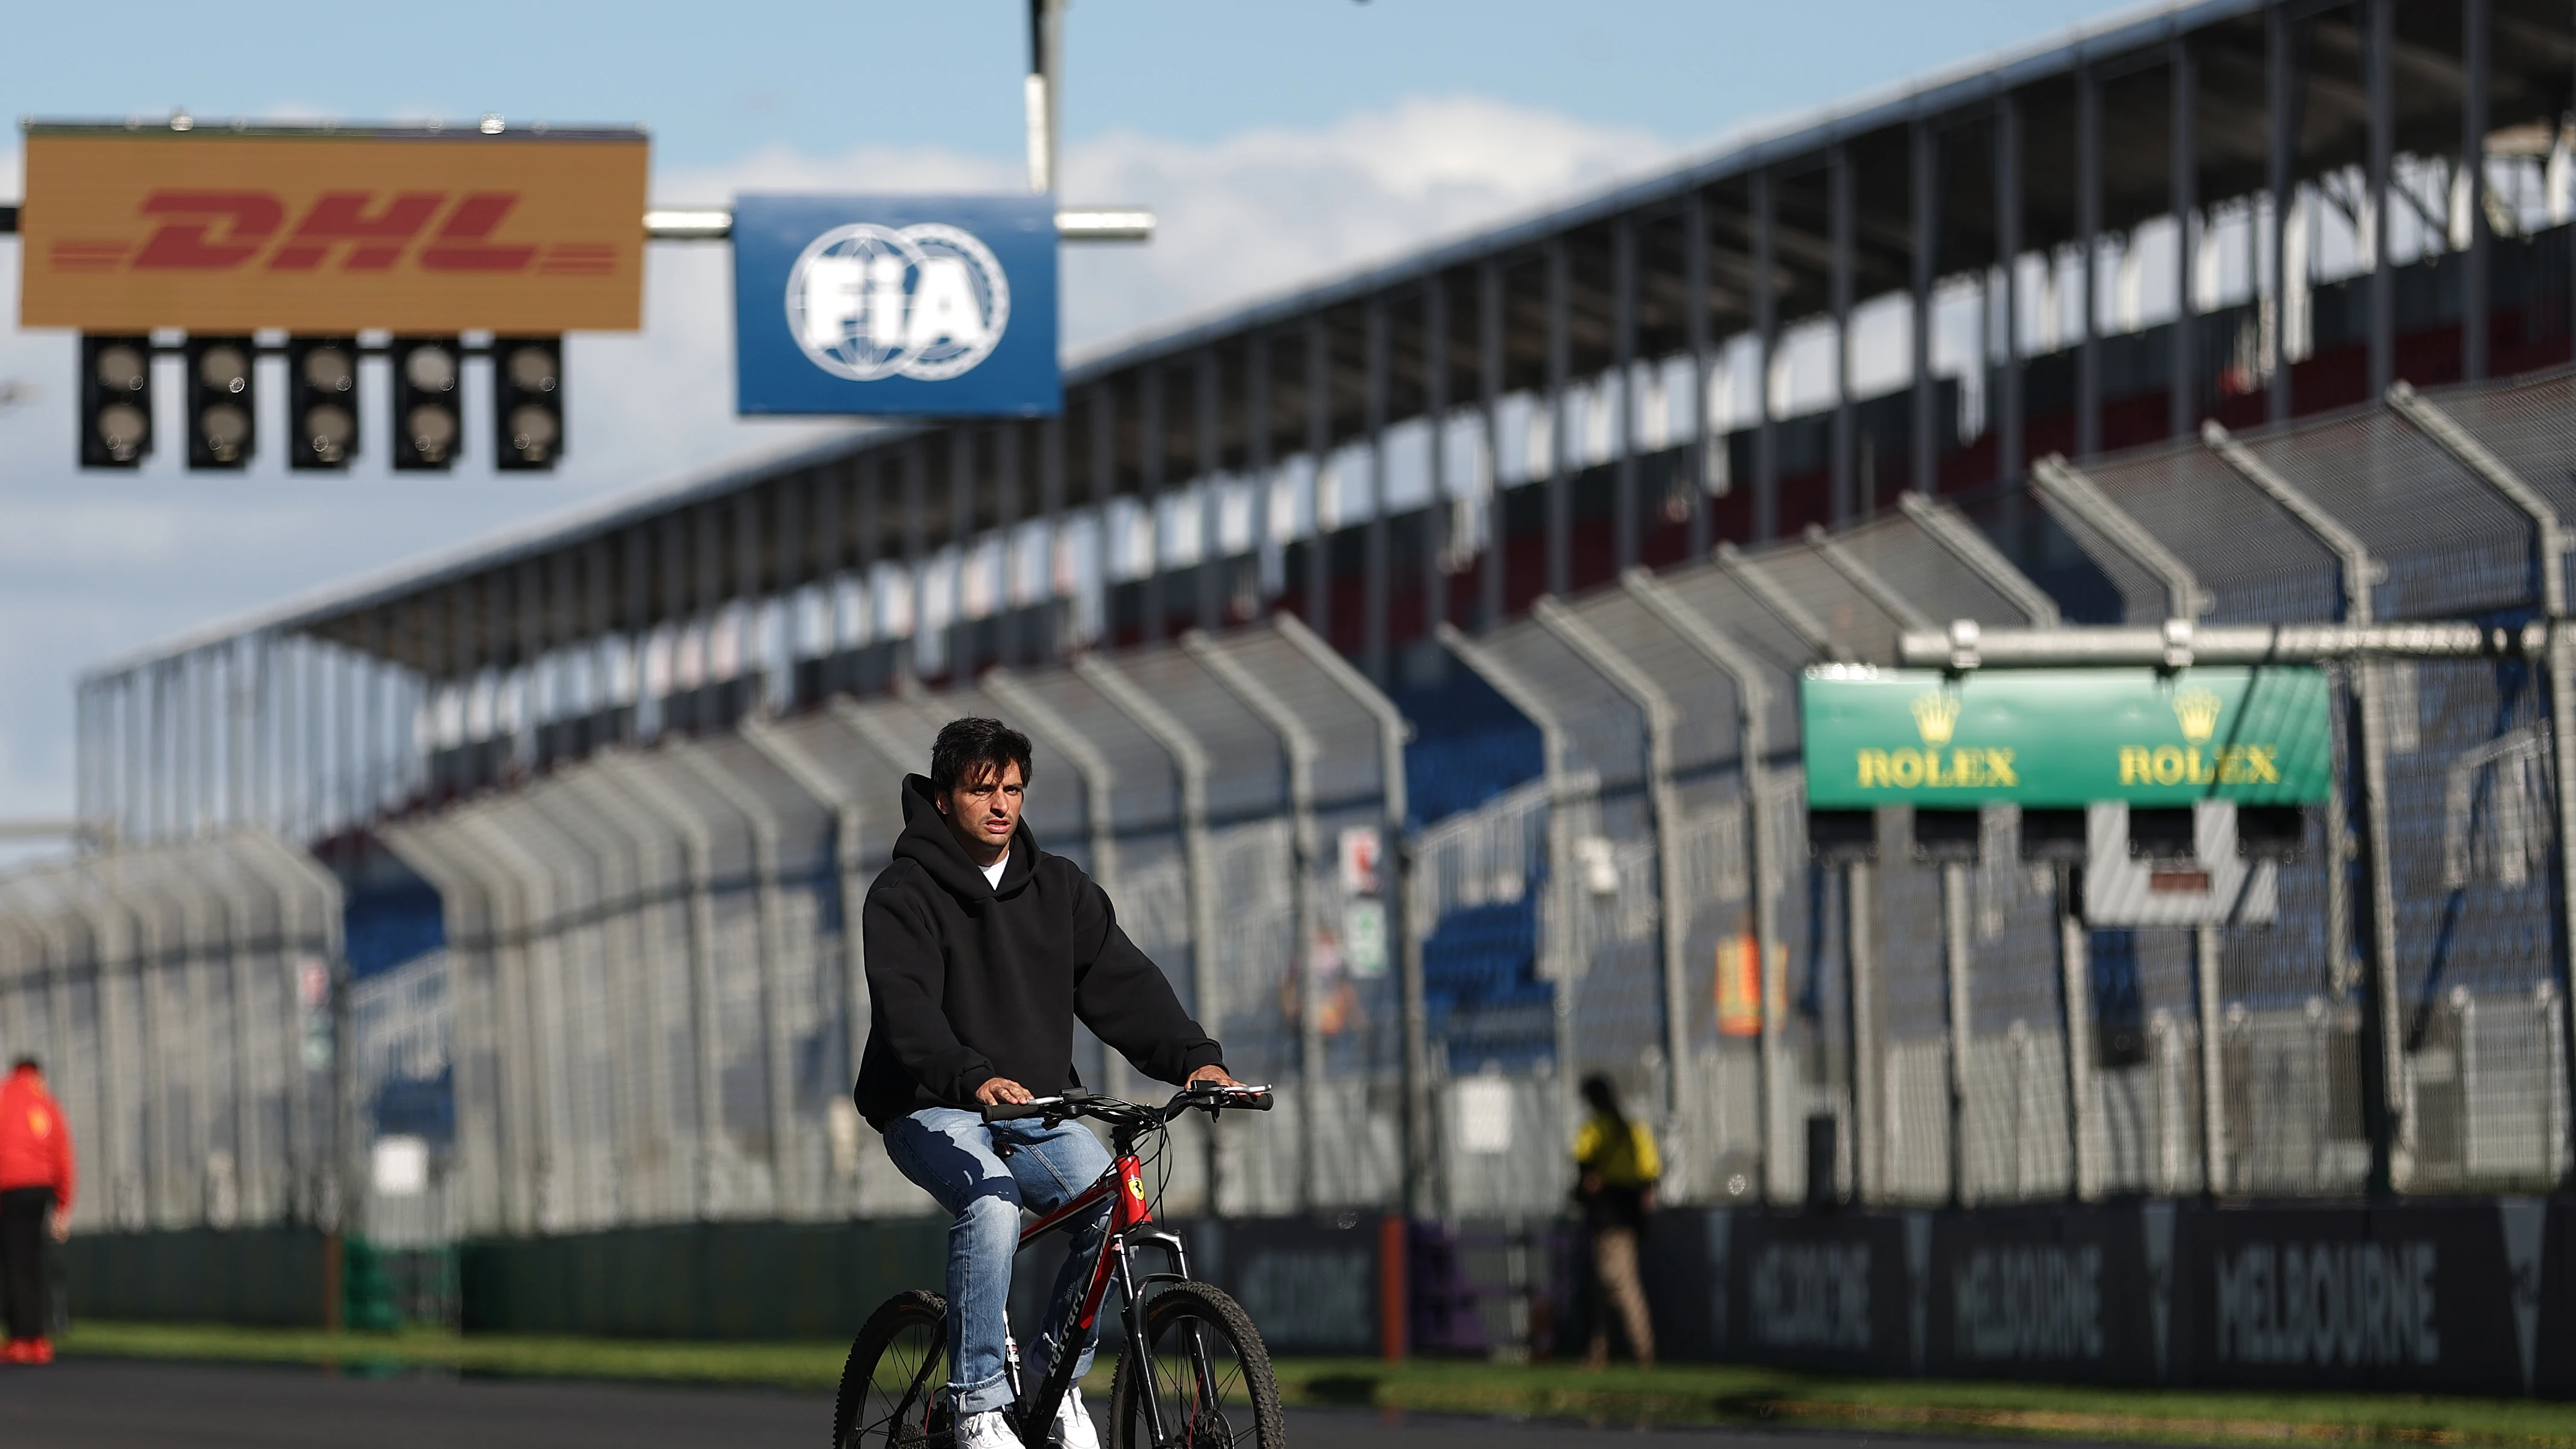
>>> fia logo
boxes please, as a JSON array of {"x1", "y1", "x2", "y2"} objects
[{"x1": 786, "y1": 223, "x2": 1011, "y2": 382}]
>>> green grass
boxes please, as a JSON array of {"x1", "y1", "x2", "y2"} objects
[{"x1": 56, "y1": 1322, "x2": 2576, "y2": 1447}]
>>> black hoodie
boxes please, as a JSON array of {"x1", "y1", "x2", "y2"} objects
[{"x1": 852, "y1": 774, "x2": 1225, "y2": 1128}]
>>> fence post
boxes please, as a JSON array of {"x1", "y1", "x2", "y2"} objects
[
  {"x1": 1074, "y1": 655, "x2": 1227, "y2": 1214},
  {"x1": 1531, "y1": 599, "x2": 1693, "y2": 1174},
  {"x1": 1183, "y1": 630, "x2": 1326, "y2": 1216},
  {"x1": 1621, "y1": 568, "x2": 1781, "y2": 1204},
  {"x1": 2386, "y1": 381, "x2": 2576, "y2": 1193},
  {"x1": 1436, "y1": 622, "x2": 1585, "y2": 1197},
  {"x1": 2202, "y1": 420, "x2": 2394, "y2": 1193},
  {"x1": 1271, "y1": 614, "x2": 1429, "y2": 1220}
]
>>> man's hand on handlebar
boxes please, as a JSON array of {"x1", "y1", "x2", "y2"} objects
[
  {"x1": 975, "y1": 1077, "x2": 1035, "y2": 1106},
  {"x1": 1186, "y1": 1064, "x2": 1243, "y2": 1090}
]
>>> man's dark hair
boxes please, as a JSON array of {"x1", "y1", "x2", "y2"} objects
[
  {"x1": 1580, "y1": 1073, "x2": 1624, "y2": 1125},
  {"x1": 931, "y1": 717, "x2": 1034, "y2": 794},
  {"x1": 10, "y1": 1057, "x2": 38, "y2": 1075}
]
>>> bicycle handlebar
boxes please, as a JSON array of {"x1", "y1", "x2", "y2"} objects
[{"x1": 979, "y1": 1083, "x2": 1273, "y2": 1125}]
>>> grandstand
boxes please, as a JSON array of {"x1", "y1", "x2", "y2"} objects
[{"x1": 12, "y1": 0, "x2": 2576, "y2": 1307}]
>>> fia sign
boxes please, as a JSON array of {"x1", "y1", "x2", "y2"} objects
[{"x1": 733, "y1": 195, "x2": 1058, "y2": 417}]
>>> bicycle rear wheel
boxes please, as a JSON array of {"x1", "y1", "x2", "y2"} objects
[
  {"x1": 1105, "y1": 1281, "x2": 1284, "y2": 1449},
  {"x1": 833, "y1": 1288, "x2": 951, "y2": 1449}
]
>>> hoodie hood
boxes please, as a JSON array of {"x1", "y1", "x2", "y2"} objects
[{"x1": 893, "y1": 774, "x2": 1037, "y2": 900}]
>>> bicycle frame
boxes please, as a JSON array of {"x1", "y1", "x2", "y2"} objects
[
  {"x1": 1008, "y1": 1144, "x2": 1193, "y2": 1447},
  {"x1": 1005, "y1": 1113, "x2": 1235, "y2": 1449}
]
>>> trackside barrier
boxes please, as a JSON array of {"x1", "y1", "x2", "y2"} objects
[{"x1": 1634, "y1": 1197, "x2": 2572, "y2": 1398}]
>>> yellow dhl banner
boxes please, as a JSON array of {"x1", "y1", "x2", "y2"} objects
[{"x1": 19, "y1": 128, "x2": 648, "y2": 333}]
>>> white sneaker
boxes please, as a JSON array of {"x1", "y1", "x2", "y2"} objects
[
  {"x1": 1050, "y1": 1385, "x2": 1100, "y2": 1449},
  {"x1": 957, "y1": 1409, "x2": 1025, "y2": 1449}
]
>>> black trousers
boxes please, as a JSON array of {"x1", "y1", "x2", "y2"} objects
[{"x1": 0, "y1": 1187, "x2": 53, "y2": 1341}]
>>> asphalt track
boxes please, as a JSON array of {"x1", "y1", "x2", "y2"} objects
[{"x1": 0, "y1": 1358, "x2": 2123, "y2": 1449}]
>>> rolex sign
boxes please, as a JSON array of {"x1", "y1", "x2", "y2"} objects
[{"x1": 732, "y1": 194, "x2": 1058, "y2": 417}]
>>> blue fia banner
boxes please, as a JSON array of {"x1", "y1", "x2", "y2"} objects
[{"x1": 732, "y1": 194, "x2": 1059, "y2": 417}]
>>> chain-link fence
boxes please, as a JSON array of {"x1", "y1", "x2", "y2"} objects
[{"x1": 8, "y1": 374, "x2": 2576, "y2": 1243}]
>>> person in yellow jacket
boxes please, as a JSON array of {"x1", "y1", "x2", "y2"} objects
[{"x1": 1572, "y1": 1073, "x2": 1660, "y2": 1368}]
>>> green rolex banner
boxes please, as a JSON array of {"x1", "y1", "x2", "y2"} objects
[{"x1": 1800, "y1": 665, "x2": 2335, "y2": 809}]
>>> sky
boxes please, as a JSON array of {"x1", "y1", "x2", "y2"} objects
[{"x1": 0, "y1": 0, "x2": 2136, "y2": 837}]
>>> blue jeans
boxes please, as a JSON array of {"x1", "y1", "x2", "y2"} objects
[{"x1": 881, "y1": 1107, "x2": 1114, "y2": 1414}]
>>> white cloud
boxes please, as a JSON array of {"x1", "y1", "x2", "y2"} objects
[{"x1": 0, "y1": 97, "x2": 1672, "y2": 833}]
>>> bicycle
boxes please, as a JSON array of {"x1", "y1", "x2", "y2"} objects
[{"x1": 832, "y1": 1083, "x2": 1285, "y2": 1449}]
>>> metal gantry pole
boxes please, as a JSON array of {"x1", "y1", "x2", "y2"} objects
[
  {"x1": 1041, "y1": 416, "x2": 1067, "y2": 659},
  {"x1": 997, "y1": 425, "x2": 1025, "y2": 665},
  {"x1": 1091, "y1": 386, "x2": 1117, "y2": 648},
  {"x1": 1246, "y1": 333, "x2": 1273, "y2": 607}
]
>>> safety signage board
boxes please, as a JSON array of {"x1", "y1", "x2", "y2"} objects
[
  {"x1": 731, "y1": 193, "x2": 1058, "y2": 418},
  {"x1": 1799, "y1": 665, "x2": 2334, "y2": 809},
  {"x1": 17, "y1": 125, "x2": 648, "y2": 332}
]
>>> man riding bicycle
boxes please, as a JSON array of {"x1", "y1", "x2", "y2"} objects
[{"x1": 857, "y1": 717, "x2": 1241, "y2": 1449}]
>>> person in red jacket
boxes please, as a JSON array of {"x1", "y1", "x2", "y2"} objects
[{"x1": 0, "y1": 1058, "x2": 74, "y2": 1364}]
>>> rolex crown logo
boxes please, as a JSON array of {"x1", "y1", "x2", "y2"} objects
[
  {"x1": 2173, "y1": 687, "x2": 2224, "y2": 746},
  {"x1": 1910, "y1": 689, "x2": 1962, "y2": 748}
]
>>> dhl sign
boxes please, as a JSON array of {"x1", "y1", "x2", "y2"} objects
[{"x1": 19, "y1": 126, "x2": 648, "y2": 333}]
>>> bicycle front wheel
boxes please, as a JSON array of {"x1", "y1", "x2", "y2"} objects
[
  {"x1": 1105, "y1": 1281, "x2": 1284, "y2": 1449},
  {"x1": 832, "y1": 1288, "x2": 951, "y2": 1449}
]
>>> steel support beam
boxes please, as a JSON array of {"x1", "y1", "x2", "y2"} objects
[
  {"x1": 1142, "y1": 365, "x2": 1167, "y2": 646},
  {"x1": 2173, "y1": 38, "x2": 2200, "y2": 436},
  {"x1": 1546, "y1": 240, "x2": 1572, "y2": 597},
  {"x1": 1614, "y1": 218, "x2": 1641, "y2": 570},
  {"x1": 1716, "y1": 543, "x2": 1841, "y2": 662},
  {"x1": 1906, "y1": 619, "x2": 2553, "y2": 669},
  {"x1": 1424, "y1": 276, "x2": 1451, "y2": 637},
  {"x1": 1996, "y1": 98, "x2": 2026, "y2": 494},
  {"x1": 1305, "y1": 315, "x2": 1332, "y2": 642},
  {"x1": 2367, "y1": 0, "x2": 2395, "y2": 397},
  {"x1": 2078, "y1": 65, "x2": 2103, "y2": 460},
  {"x1": 1479, "y1": 261, "x2": 1506, "y2": 629},
  {"x1": 2267, "y1": 5, "x2": 2296, "y2": 424},
  {"x1": 1831, "y1": 147, "x2": 1858, "y2": 523},
  {"x1": 1091, "y1": 387, "x2": 1116, "y2": 647},
  {"x1": 1197, "y1": 351, "x2": 1223, "y2": 633},
  {"x1": 1911, "y1": 122, "x2": 1938, "y2": 497},
  {"x1": 1246, "y1": 332, "x2": 1273, "y2": 604},
  {"x1": 1898, "y1": 492, "x2": 2060, "y2": 625},
  {"x1": 1754, "y1": 171, "x2": 1781, "y2": 542},
  {"x1": 2463, "y1": 0, "x2": 2492, "y2": 382},
  {"x1": 1365, "y1": 296, "x2": 1392, "y2": 681},
  {"x1": 1686, "y1": 191, "x2": 1715, "y2": 559}
]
